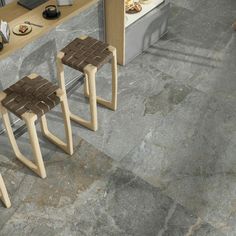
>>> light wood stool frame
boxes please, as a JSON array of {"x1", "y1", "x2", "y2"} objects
[
  {"x1": 0, "y1": 74, "x2": 73, "y2": 179},
  {"x1": 57, "y1": 36, "x2": 118, "y2": 132},
  {"x1": 0, "y1": 174, "x2": 11, "y2": 208}
]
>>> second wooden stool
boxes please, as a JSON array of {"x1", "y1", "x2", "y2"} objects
[
  {"x1": 57, "y1": 36, "x2": 118, "y2": 131},
  {"x1": 0, "y1": 74, "x2": 73, "y2": 179}
]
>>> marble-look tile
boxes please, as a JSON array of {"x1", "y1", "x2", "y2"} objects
[
  {"x1": 120, "y1": 87, "x2": 236, "y2": 235},
  {"x1": 0, "y1": 139, "x2": 224, "y2": 236},
  {"x1": 147, "y1": 20, "x2": 226, "y2": 78},
  {"x1": 55, "y1": 1, "x2": 104, "y2": 48},
  {"x1": 196, "y1": 31, "x2": 236, "y2": 96},
  {"x1": 168, "y1": 0, "x2": 204, "y2": 11},
  {"x1": 0, "y1": 0, "x2": 235, "y2": 235},
  {"x1": 169, "y1": 3, "x2": 230, "y2": 50},
  {"x1": 195, "y1": 0, "x2": 236, "y2": 27}
]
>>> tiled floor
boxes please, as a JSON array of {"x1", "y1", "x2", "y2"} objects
[
  {"x1": 0, "y1": 139, "x2": 224, "y2": 236},
  {"x1": 1, "y1": 0, "x2": 236, "y2": 235}
]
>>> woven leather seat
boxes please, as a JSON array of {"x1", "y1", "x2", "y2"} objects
[
  {"x1": 2, "y1": 75, "x2": 60, "y2": 119},
  {"x1": 61, "y1": 36, "x2": 113, "y2": 72}
]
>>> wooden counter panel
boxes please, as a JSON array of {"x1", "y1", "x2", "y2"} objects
[
  {"x1": 0, "y1": 2, "x2": 28, "y2": 22},
  {"x1": 105, "y1": 0, "x2": 125, "y2": 65},
  {"x1": 0, "y1": 0, "x2": 98, "y2": 60}
]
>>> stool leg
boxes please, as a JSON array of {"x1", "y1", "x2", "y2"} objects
[
  {"x1": 84, "y1": 46, "x2": 118, "y2": 111},
  {"x1": 110, "y1": 45, "x2": 118, "y2": 111},
  {"x1": 84, "y1": 73, "x2": 89, "y2": 97},
  {"x1": 70, "y1": 65, "x2": 98, "y2": 131},
  {"x1": 86, "y1": 65, "x2": 98, "y2": 131},
  {"x1": 0, "y1": 174, "x2": 11, "y2": 208},
  {"x1": 40, "y1": 89, "x2": 73, "y2": 155},
  {"x1": 23, "y1": 113, "x2": 47, "y2": 179},
  {"x1": 57, "y1": 52, "x2": 67, "y2": 93},
  {"x1": 60, "y1": 92, "x2": 73, "y2": 155},
  {"x1": 0, "y1": 100, "x2": 46, "y2": 178},
  {"x1": 0, "y1": 103, "x2": 23, "y2": 162}
]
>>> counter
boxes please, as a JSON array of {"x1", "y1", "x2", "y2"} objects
[{"x1": 0, "y1": 0, "x2": 99, "y2": 60}]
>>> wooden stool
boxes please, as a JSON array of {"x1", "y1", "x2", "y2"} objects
[
  {"x1": 0, "y1": 174, "x2": 11, "y2": 208},
  {"x1": 57, "y1": 36, "x2": 118, "y2": 131},
  {"x1": 0, "y1": 74, "x2": 73, "y2": 179}
]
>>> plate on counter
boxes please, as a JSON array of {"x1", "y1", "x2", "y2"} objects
[{"x1": 12, "y1": 24, "x2": 32, "y2": 36}]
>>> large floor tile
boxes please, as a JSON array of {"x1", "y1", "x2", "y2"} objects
[{"x1": 0, "y1": 139, "x2": 224, "y2": 236}]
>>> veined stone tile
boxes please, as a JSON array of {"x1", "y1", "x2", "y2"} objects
[
  {"x1": 195, "y1": 0, "x2": 236, "y2": 27},
  {"x1": 168, "y1": 0, "x2": 205, "y2": 11},
  {"x1": 120, "y1": 86, "x2": 236, "y2": 235},
  {"x1": 0, "y1": 139, "x2": 224, "y2": 236}
]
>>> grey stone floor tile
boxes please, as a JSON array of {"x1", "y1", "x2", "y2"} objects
[
  {"x1": 1, "y1": 0, "x2": 236, "y2": 235},
  {"x1": 168, "y1": 4, "x2": 197, "y2": 29},
  {"x1": 168, "y1": 0, "x2": 204, "y2": 11},
  {"x1": 168, "y1": 6, "x2": 230, "y2": 51},
  {"x1": 120, "y1": 87, "x2": 236, "y2": 235},
  {"x1": 195, "y1": 0, "x2": 236, "y2": 27},
  {"x1": 0, "y1": 139, "x2": 224, "y2": 236},
  {"x1": 196, "y1": 32, "x2": 236, "y2": 96}
]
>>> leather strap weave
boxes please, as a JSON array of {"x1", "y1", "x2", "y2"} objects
[
  {"x1": 2, "y1": 75, "x2": 60, "y2": 119},
  {"x1": 61, "y1": 36, "x2": 113, "y2": 72}
]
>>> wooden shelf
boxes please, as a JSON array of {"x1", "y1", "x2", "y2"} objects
[
  {"x1": 125, "y1": 0, "x2": 164, "y2": 28},
  {"x1": 105, "y1": 0, "x2": 168, "y2": 65},
  {"x1": 105, "y1": 0, "x2": 125, "y2": 65},
  {"x1": 0, "y1": 0, "x2": 98, "y2": 60}
]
